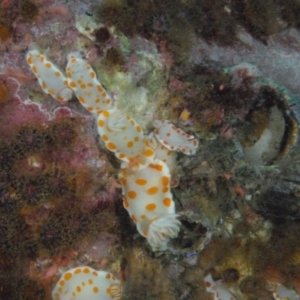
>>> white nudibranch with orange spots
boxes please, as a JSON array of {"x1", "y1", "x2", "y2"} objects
[
  {"x1": 66, "y1": 53, "x2": 112, "y2": 114},
  {"x1": 119, "y1": 159, "x2": 180, "y2": 251},
  {"x1": 204, "y1": 274, "x2": 236, "y2": 300},
  {"x1": 97, "y1": 109, "x2": 155, "y2": 170},
  {"x1": 26, "y1": 50, "x2": 72, "y2": 102},
  {"x1": 52, "y1": 266, "x2": 122, "y2": 300},
  {"x1": 153, "y1": 120, "x2": 199, "y2": 155}
]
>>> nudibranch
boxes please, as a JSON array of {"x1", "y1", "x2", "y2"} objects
[
  {"x1": 147, "y1": 133, "x2": 180, "y2": 187},
  {"x1": 204, "y1": 274, "x2": 236, "y2": 300},
  {"x1": 119, "y1": 159, "x2": 181, "y2": 251},
  {"x1": 97, "y1": 109, "x2": 155, "y2": 169},
  {"x1": 153, "y1": 120, "x2": 199, "y2": 155},
  {"x1": 52, "y1": 266, "x2": 122, "y2": 300},
  {"x1": 66, "y1": 53, "x2": 112, "y2": 114},
  {"x1": 26, "y1": 50, "x2": 72, "y2": 102}
]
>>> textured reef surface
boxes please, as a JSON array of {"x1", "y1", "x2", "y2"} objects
[{"x1": 2, "y1": 0, "x2": 300, "y2": 299}]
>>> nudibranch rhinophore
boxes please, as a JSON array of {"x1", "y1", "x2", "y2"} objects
[
  {"x1": 66, "y1": 53, "x2": 113, "y2": 114},
  {"x1": 119, "y1": 159, "x2": 181, "y2": 251},
  {"x1": 204, "y1": 274, "x2": 236, "y2": 300},
  {"x1": 52, "y1": 266, "x2": 122, "y2": 300},
  {"x1": 153, "y1": 120, "x2": 199, "y2": 155},
  {"x1": 26, "y1": 50, "x2": 72, "y2": 102}
]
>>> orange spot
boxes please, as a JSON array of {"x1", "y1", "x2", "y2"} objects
[
  {"x1": 140, "y1": 214, "x2": 147, "y2": 220},
  {"x1": 130, "y1": 120, "x2": 135, "y2": 126},
  {"x1": 78, "y1": 96, "x2": 86, "y2": 104},
  {"x1": 162, "y1": 187, "x2": 169, "y2": 193},
  {"x1": 149, "y1": 164, "x2": 163, "y2": 171},
  {"x1": 31, "y1": 65, "x2": 37, "y2": 73},
  {"x1": 136, "y1": 126, "x2": 142, "y2": 133},
  {"x1": 123, "y1": 198, "x2": 129, "y2": 208},
  {"x1": 92, "y1": 271, "x2": 98, "y2": 276},
  {"x1": 101, "y1": 92, "x2": 106, "y2": 97},
  {"x1": 106, "y1": 99, "x2": 111, "y2": 104},
  {"x1": 88, "y1": 279, "x2": 93, "y2": 285},
  {"x1": 55, "y1": 71, "x2": 61, "y2": 77},
  {"x1": 95, "y1": 98, "x2": 100, "y2": 103},
  {"x1": 134, "y1": 136, "x2": 139, "y2": 142},
  {"x1": 93, "y1": 287, "x2": 99, "y2": 293},
  {"x1": 205, "y1": 281, "x2": 211, "y2": 288},
  {"x1": 102, "y1": 134, "x2": 109, "y2": 141},
  {"x1": 70, "y1": 58, "x2": 76, "y2": 64},
  {"x1": 162, "y1": 176, "x2": 169, "y2": 186},
  {"x1": 83, "y1": 267, "x2": 90, "y2": 273},
  {"x1": 87, "y1": 82, "x2": 93, "y2": 87},
  {"x1": 193, "y1": 140, "x2": 197, "y2": 146},
  {"x1": 146, "y1": 203, "x2": 156, "y2": 211},
  {"x1": 131, "y1": 214, "x2": 137, "y2": 223},
  {"x1": 120, "y1": 177, "x2": 127, "y2": 185},
  {"x1": 75, "y1": 268, "x2": 82, "y2": 274},
  {"x1": 98, "y1": 119, "x2": 104, "y2": 127},
  {"x1": 127, "y1": 141, "x2": 134, "y2": 148},
  {"x1": 128, "y1": 190, "x2": 137, "y2": 199},
  {"x1": 57, "y1": 96, "x2": 64, "y2": 102},
  {"x1": 106, "y1": 273, "x2": 111, "y2": 279},
  {"x1": 82, "y1": 281, "x2": 86, "y2": 286},
  {"x1": 41, "y1": 82, "x2": 47, "y2": 89},
  {"x1": 45, "y1": 62, "x2": 52, "y2": 68},
  {"x1": 163, "y1": 198, "x2": 171, "y2": 207},
  {"x1": 135, "y1": 178, "x2": 147, "y2": 186},
  {"x1": 102, "y1": 110, "x2": 110, "y2": 117},
  {"x1": 80, "y1": 83, "x2": 86, "y2": 89},
  {"x1": 166, "y1": 132, "x2": 171, "y2": 137},
  {"x1": 90, "y1": 72, "x2": 96, "y2": 79},
  {"x1": 107, "y1": 142, "x2": 116, "y2": 150},
  {"x1": 144, "y1": 149, "x2": 154, "y2": 157},
  {"x1": 59, "y1": 280, "x2": 65, "y2": 287},
  {"x1": 147, "y1": 187, "x2": 158, "y2": 195},
  {"x1": 69, "y1": 81, "x2": 77, "y2": 88},
  {"x1": 64, "y1": 272, "x2": 72, "y2": 281},
  {"x1": 119, "y1": 153, "x2": 126, "y2": 159},
  {"x1": 76, "y1": 285, "x2": 81, "y2": 292},
  {"x1": 27, "y1": 56, "x2": 33, "y2": 64},
  {"x1": 97, "y1": 85, "x2": 103, "y2": 93},
  {"x1": 87, "y1": 107, "x2": 93, "y2": 112},
  {"x1": 143, "y1": 230, "x2": 148, "y2": 236},
  {"x1": 48, "y1": 89, "x2": 55, "y2": 96}
]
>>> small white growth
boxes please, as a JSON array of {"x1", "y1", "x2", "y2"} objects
[{"x1": 270, "y1": 282, "x2": 300, "y2": 300}]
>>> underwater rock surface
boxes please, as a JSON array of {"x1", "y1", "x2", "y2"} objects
[{"x1": 1, "y1": 0, "x2": 300, "y2": 299}]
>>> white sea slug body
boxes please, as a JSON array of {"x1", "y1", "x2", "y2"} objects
[
  {"x1": 66, "y1": 53, "x2": 112, "y2": 114},
  {"x1": 97, "y1": 109, "x2": 155, "y2": 169},
  {"x1": 52, "y1": 266, "x2": 122, "y2": 300},
  {"x1": 204, "y1": 273, "x2": 236, "y2": 300},
  {"x1": 153, "y1": 120, "x2": 199, "y2": 155},
  {"x1": 119, "y1": 159, "x2": 180, "y2": 251},
  {"x1": 26, "y1": 50, "x2": 72, "y2": 102}
]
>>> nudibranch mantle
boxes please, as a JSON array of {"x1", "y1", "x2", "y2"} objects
[
  {"x1": 52, "y1": 266, "x2": 122, "y2": 300},
  {"x1": 66, "y1": 53, "x2": 113, "y2": 114},
  {"x1": 26, "y1": 50, "x2": 72, "y2": 102},
  {"x1": 153, "y1": 120, "x2": 199, "y2": 155},
  {"x1": 119, "y1": 158, "x2": 180, "y2": 251},
  {"x1": 97, "y1": 109, "x2": 147, "y2": 163}
]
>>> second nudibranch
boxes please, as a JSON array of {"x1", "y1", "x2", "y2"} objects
[
  {"x1": 66, "y1": 53, "x2": 113, "y2": 114},
  {"x1": 26, "y1": 50, "x2": 72, "y2": 102},
  {"x1": 52, "y1": 266, "x2": 122, "y2": 300},
  {"x1": 119, "y1": 159, "x2": 181, "y2": 251}
]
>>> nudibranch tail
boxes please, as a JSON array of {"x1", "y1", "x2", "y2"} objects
[
  {"x1": 66, "y1": 53, "x2": 112, "y2": 114},
  {"x1": 52, "y1": 266, "x2": 122, "y2": 300},
  {"x1": 26, "y1": 49, "x2": 72, "y2": 102},
  {"x1": 153, "y1": 120, "x2": 199, "y2": 155},
  {"x1": 97, "y1": 109, "x2": 145, "y2": 162}
]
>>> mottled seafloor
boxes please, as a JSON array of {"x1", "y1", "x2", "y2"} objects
[{"x1": 2, "y1": 0, "x2": 300, "y2": 299}]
